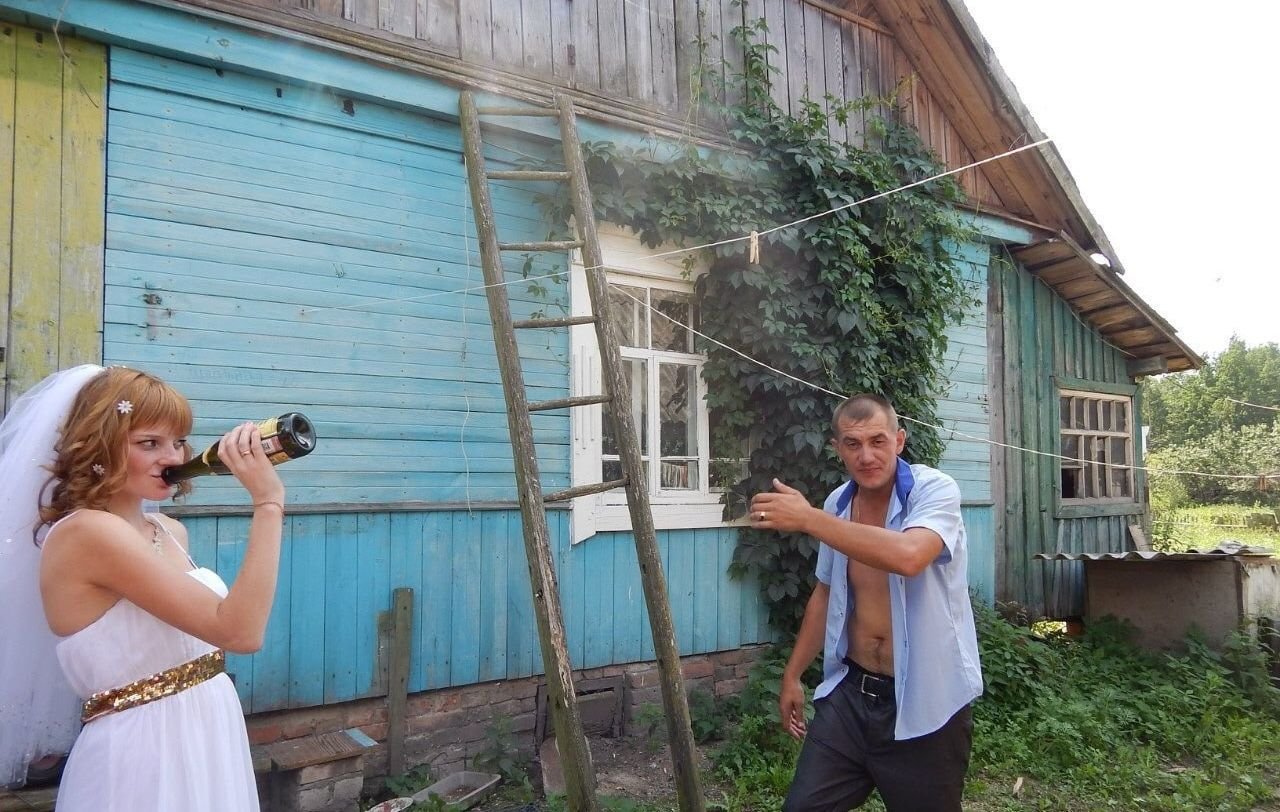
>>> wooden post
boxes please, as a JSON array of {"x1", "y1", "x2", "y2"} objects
[
  {"x1": 458, "y1": 91, "x2": 600, "y2": 812},
  {"x1": 557, "y1": 93, "x2": 706, "y2": 812},
  {"x1": 386, "y1": 587, "x2": 413, "y2": 777}
]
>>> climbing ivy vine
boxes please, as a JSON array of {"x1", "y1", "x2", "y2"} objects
[{"x1": 539, "y1": 15, "x2": 977, "y2": 632}]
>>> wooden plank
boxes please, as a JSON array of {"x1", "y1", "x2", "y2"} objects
[
  {"x1": 822, "y1": 9, "x2": 844, "y2": 143},
  {"x1": 721, "y1": 0, "x2": 745, "y2": 109},
  {"x1": 651, "y1": 0, "x2": 678, "y2": 109},
  {"x1": 448, "y1": 510, "x2": 483, "y2": 685},
  {"x1": 692, "y1": 532, "x2": 719, "y2": 652},
  {"x1": 715, "y1": 528, "x2": 742, "y2": 650},
  {"x1": 216, "y1": 517, "x2": 253, "y2": 705},
  {"x1": 569, "y1": 0, "x2": 601, "y2": 90},
  {"x1": 0, "y1": 25, "x2": 15, "y2": 411},
  {"x1": 840, "y1": 19, "x2": 864, "y2": 144},
  {"x1": 421, "y1": 512, "x2": 453, "y2": 689},
  {"x1": 345, "y1": 0, "x2": 378, "y2": 29},
  {"x1": 10, "y1": 28, "x2": 62, "y2": 403},
  {"x1": 380, "y1": 0, "x2": 415, "y2": 36},
  {"x1": 323, "y1": 513, "x2": 359, "y2": 702},
  {"x1": 505, "y1": 518, "x2": 537, "y2": 677},
  {"x1": 583, "y1": 527, "x2": 614, "y2": 667},
  {"x1": 699, "y1": 0, "x2": 724, "y2": 109},
  {"x1": 356, "y1": 513, "x2": 391, "y2": 695},
  {"x1": 457, "y1": 0, "x2": 493, "y2": 63},
  {"x1": 612, "y1": 531, "x2": 644, "y2": 663},
  {"x1": 521, "y1": 0, "x2": 554, "y2": 78},
  {"x1": 57, "y1": 35, "x2": 106, "y2": 369},
  {"x1": 802, "y1": 3, "x2": 825, "y2": 107},
  {"x1": 674, "y1": 0, "x2": 702, "y2": 113},
  {"x1": 287, "y1": 515, "x2": 327, "y2": 706},
  {"x1": 783, "y1": 0, "x2": 807, "y2": 114},
  {"x1": 762, "y1": 0, "x2": 789, "y2": 111},
  {"x1": 549, "y1": 0, "x2": 574, "y2": 82},
  {"x1": 388, "y1": 513, "x2": 426, "y2": 689},
  {"x1": 490, "y1": 0, "x2": 524, "y2": 73},
  {"x1": 251, "y1": 517, "x2": 293, "y2": 712},
  {"x1": 386, "y1": 587, "x2": 413, "y2": 775},
  {"x1": 419, "y1": 0, "x2": 461, "y2": 56},
  {"x1": 1035, "y1": 282, "x2": 1056, "y2": 617},
  {"x1": 478, "y1": 510, "x2": 509, "y2": 681},
  {"x1": 624, "y1": 0, "x2": 653, "y2": 102},
  {"x1": 597, "y1": 0, "x2": 628, "y2": 96}
]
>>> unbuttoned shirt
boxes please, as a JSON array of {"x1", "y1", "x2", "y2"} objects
[{"x1": 814, "y1": 457, "x2": 983, "y2": 740}]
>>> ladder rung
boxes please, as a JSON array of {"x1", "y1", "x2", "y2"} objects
[
  {"x1": 544, "y1": 479, "x2": 628, "y2": 503},
  {"x1": 498, "y1": 240, "x2": 583, "y2": 252},
  {"x1": 476, "y1": 105, "x2": 559, "y2": 117},
  {"x1": 487, "y1": 170, "x2": 571, "y2": 182},
  {"x1": 513, "y1": 315, "x2": 598, "y2": 329},
  {"x1": 528, "y1": 394, "x2": 612, "y2": 412}
]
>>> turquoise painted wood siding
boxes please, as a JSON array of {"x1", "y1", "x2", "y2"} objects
[
  {"x1": 182, "y1": 510, "x2": 770, "y2": 713},
  {"x1": 993, "y1": 252, "x2": 1145, "y2": 618},
  {"x1": 930, "y1": 239, "x2": 994, "y2": 600},
  {"x1": 104, "y1": 48, "x2": 570, "y2": 506},
  {"x1": 102, "y1": 50, "x2": 770, "y2": 712}
]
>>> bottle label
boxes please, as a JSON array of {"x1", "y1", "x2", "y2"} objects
[{"x1": 260, "y1": 435, "x2": 288, "y2": 464}]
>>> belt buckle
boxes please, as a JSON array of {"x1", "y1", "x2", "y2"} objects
[{"x1": 859, "y1": 671, "x2": 887, "y2": 700}]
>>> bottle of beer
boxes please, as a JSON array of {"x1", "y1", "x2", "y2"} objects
[{"x1": 163, "y1": 412, "x2": 317, "y2": 484}]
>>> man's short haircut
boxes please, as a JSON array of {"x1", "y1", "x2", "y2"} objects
[{"x1": 831, "y1": 393, "x2": 900, "y2": 435}]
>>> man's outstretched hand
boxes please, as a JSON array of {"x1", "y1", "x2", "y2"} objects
[{"x1": 749, "y1": 478, "x2": 814, "y2": 534}]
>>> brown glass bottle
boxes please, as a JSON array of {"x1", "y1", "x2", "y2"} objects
[{"x1": 162, "y1": 413, "x2": 317, "y2": 484}]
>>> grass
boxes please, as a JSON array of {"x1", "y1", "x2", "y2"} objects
[
  {"x1": 372, "y1": 595, "x2": 1280, "y2": 812},
  {"x1": 1151, "y1": 503, "x2": 1280, "y2": 552}
]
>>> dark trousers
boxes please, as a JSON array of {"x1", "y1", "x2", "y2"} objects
[{"x1": 782, "y1": 662, "x2": 972, "y2": 812}]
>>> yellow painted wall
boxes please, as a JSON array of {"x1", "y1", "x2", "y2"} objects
[{"x1": 0, "y1": 24, "x2": 105, "y2": 412}]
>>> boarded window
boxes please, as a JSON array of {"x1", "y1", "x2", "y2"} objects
[{"x1": 1058, "y1": 390, "x2": 1135, "y2": 503}]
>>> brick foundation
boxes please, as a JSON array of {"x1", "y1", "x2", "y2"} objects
[{"x1": 246, "y1": 645, "x2": 770, "y2": 789}]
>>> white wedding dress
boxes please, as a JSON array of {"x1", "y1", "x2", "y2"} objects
[{"x1": 51, "y1": 518, "x2": 258, "y2": 812}]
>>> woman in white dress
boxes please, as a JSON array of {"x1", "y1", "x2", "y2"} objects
[{"x1": 0, "y1": 365, "x2": 285, "y2": 811}]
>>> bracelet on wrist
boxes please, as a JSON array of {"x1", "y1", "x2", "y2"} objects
[{"x1": 253, "y1": 500, "x2": 285, "y2": 514}]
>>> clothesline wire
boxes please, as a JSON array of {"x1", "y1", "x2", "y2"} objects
[
  {"x1": 612, "y1": 286, "x2": 1278, "y2": 483},
  {"x1": 1227, "y1": 397, "x2": 1280, "y2": 413},
  {"x1": 298, "y1": 137, "x2": 1049, "y2": 316}
]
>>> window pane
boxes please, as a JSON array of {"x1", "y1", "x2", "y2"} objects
[
  {"x1": 1115, "y1": 403, "x2": 1128, "y2": 433},
  {"x1": 651, "y1": 289, "x2": 695, "y2": 352},
  {"x1": 1109, "y1": 436, "x2": 1130, "y2": 497},
  {"x1": 609, "y1": 285, "x2": 648, "y2": 348},
  {"x1": 1072, "y1": 398, "x2": 1085, "y2": 430},
  {"x1": 1059, "y1": 397, "x2": 1071, "y2": 428},
  {"x1": 1100, "y1": 401, "x2": 1113, "y2": 431},
  {"x1": 603, "y1": 358, "x2": 648, "y2": 457},
  {"x1": 660, "y1": 460, "x2": 698, "y2": 490},
  {"x1": 1061, "y1": 434, "x2": 1079, "y2": 460},
  {"x1": 659, "y1": 363, "x2": 697, "y2": 457},
  {"x1": 602, "y1": 459, "x2": 649, "y2": 486}
]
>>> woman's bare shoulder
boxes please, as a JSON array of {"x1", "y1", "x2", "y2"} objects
[{"x1": 151, "y1": 512, "x2": 190, "y2": 546}]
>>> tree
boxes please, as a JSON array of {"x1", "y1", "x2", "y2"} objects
[{"x1": 1143, "y1": 338, "x2": 1280, "y2": 451}]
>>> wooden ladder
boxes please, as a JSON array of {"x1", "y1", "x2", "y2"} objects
[{"x1": 458, "y1": 91, "x2": 705, "y2": 812}]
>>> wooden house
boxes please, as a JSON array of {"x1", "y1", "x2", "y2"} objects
[{"x1": 0, "y1": 0, "x2": 1200, "y2": 783}]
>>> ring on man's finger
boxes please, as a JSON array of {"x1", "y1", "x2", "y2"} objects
[{"x1": 241, "y1": 450, "x2": 252, "y2": 456}]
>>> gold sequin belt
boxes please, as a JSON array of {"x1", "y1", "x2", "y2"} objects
[{"x1": 81, "y1": 650, "x2": 226, "y2": 724}]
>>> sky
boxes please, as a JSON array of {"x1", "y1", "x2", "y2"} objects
[{"x1": 958, "y1": 0, "x2": 1279, "y2": 360}]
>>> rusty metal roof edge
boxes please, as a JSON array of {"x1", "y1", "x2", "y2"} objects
[{"x1": 1036, "y1": 548, "x2": 1276, "y2": 562}]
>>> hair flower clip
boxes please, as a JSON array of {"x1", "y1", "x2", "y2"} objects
[
  {"x1": 92, "y1": 464, "x2": 106, "y2": 476},
  {"x1": 116, "y1": 400, "x2": 133, "y2": 415}
]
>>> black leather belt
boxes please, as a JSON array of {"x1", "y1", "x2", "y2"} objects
[{"x1": 842, "y1": 656, "x2": 894, "y2": 701}]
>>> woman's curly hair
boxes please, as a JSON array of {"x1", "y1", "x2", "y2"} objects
[{"x1": 39, "y1": 367, "x2": 194, "y2": 529}]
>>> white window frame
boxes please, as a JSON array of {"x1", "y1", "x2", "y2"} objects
[
  {"x1": 569, "y1": 226, "x2": 738, "y2": 543},
  {"x1": 1058, "y1": 388, "x2": 1137, "y2": 505}
]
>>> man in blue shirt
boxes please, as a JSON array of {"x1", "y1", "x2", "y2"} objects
[{"x1": 749, "y1": 394, "x2": 982, "y2": 811}]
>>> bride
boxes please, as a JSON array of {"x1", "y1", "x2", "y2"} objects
[{"x1": 0, "y1": 365, "x2": 286, "y2": 811}]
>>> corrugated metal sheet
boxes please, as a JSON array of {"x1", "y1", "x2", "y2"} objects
[{"x1": 1036, "y1": 542, "x2": 1274, "y2": 562}]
